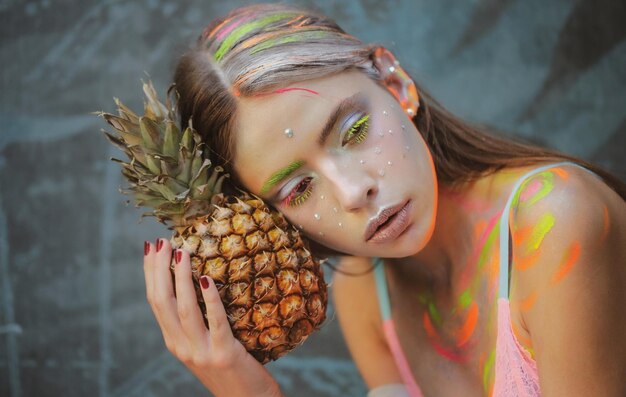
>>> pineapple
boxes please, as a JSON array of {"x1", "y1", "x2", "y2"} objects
[{"x1": 99, "y1": 81, "x2": 327, "y2": 364}]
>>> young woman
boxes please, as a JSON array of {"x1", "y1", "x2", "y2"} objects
[{"x1": 141, "y1": 4, "x2": 626, "y2": 396}]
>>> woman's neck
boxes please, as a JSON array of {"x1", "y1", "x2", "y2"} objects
[{"x1": 390, "y1": 168, "x2": 528, "y2": 295}]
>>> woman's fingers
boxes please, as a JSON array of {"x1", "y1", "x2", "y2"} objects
[
  {"x1": 143, "y1": 241, "x2": 155, "y2": 304},
  {"x1": 199, "y1": 275, "x2": 235, "y2": 346},
  {"x1": 173, "y1": 248, "x2": 210, "y2": 349},
  {"x1": 150, "y1": 238, "x2": 188, "y2": 353}
]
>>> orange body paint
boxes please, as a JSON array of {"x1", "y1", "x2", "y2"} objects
[
  {"x1": 518, "y1": 291, "x2": 538, "y2": 312},
  {"x1": 423, "y1": 313, "x2": 468, "y2": 363},
  {"x1": 514, "y1": 248, "x2": 540, "y2": 271},
  {"x1": 551, "y1": 241, "x2": 581, "y2": 284},
  {"x1": 455, "y1": 302, "x2": 479, "y2": 347},
  {"x1": 551, "y1": 167, "x2": 569, "y2": 181}
]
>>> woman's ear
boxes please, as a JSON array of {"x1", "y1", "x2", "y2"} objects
[{"x1": 371, "y1": 47, "x2": 420, "y2": 118}]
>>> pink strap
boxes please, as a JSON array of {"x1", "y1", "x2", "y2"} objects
[{"x1": 382, "y1": 320, "x2": 424, "y2": 397}]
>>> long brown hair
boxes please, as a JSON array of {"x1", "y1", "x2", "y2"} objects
[{"x1": 172, "y1": 3, "x2": 625, "y2": 260}]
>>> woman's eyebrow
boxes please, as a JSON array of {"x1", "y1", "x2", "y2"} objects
[
  {"x1": 260, "y1": 160, "x2": 304, "y2": 195},
  {"x1": 318, "y1": 92, "x2": 367, "y2": 145},
  {"x1": 259, "y1": 92, "x2": 367, "y2": 197}
]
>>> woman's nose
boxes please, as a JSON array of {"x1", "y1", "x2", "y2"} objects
[{"x1": 318, "y1": 158, "x2": 378, "y2": 212}]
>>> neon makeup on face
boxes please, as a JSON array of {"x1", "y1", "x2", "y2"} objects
[
  {"x1": 274, "y1": 87, "x2": 320, "y2": 96},
  {"x1": 259, "y1": 92, "x2": 371, "y2": 206},
  {"x1": 260, "y1": 160, "x2": 304, "y2": 195}
]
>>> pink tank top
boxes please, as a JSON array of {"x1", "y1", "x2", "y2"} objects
[{"x1": 373, "y1": 162, "x2": 599, "y2": 396}]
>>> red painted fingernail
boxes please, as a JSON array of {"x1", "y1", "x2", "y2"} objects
[
  {"x1": 156, "y1": 238, "x2": 164, "y2": 252},
  {"x1": 200, "y1": 276, "x2": 210, "y2": 289},
  {"x1": 144, "y1": 241, "x2": 150, "y2": 256},
  {"x1": 174, "y1": 250, "x2": 182, "y2": 264}
]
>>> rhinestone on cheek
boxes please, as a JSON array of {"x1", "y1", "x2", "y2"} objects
[
  {"x1": 314, "y1": 213, "x2": 321, "y2": 220},
  {"x1": 284, "y1": 128, "x2": 294, "y2": 138},
  {"x1": 374, "y1": 147, "x2": 382, "y2": 154}
]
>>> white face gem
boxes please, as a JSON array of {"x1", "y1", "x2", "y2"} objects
[
  {"x1": 378, "y1": 169, "x2": 385, "y2": 177},
  {"x1": 359, "y1": 159, "x2": 365, "y2": 164},
  {"x1": 388, "y1": 129, "x2": 393, "y2": 135},
  {"x1": 405, "y1": 145, "x2": 410, "y2": 151},
  {"x1": 332, "y1": 207, "x2": 338, "y2": 213},
  {"x1": 401, "y1": 124, "x2": 406, "y2": 130},
  {"x1": 387, "y1": 161, "x2": 393, "y2": 166},
  {"x1": 338, "y1": 222, "x2": 343, "y2": 228},
  {"x1": 320, "y1": 195, "x2": 325, "y2": 200},
  {"x1": 374, "y1": 147, "x2": 382, "y2": 154},
  {"x1": 378, "y1": 131, "x2": 384, "y2": 137},
  {"x1": 407, "y1": 108, "x2": 415, "y2": 116},
  {"x1": 382, "y1": 110, "x2": 388, "y2": 116},
  {"x1": 284, "y1": 128, "x2": 294, "y2": 138},
  {"x1": 314, "y1": 213, "x2": 321, "y2": 220},
  {"x1": 388, "y1": 66, "x2": 396, "y2": 73}
]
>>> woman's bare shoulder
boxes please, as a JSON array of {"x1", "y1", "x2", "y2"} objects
[{"x1": 507, "y1": 164, "x2": 626, "y2": 394}]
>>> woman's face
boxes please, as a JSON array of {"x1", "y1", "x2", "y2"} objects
[{"x1": 233, "y1": 70, "x2": 438, "y2": 258}]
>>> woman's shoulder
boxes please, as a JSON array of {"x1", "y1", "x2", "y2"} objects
[
  {"x1": 509, "y1": 161, "x2": 623, "y2": 230},
  {"x1": 507, "y1": 162, "x2": 626, "y2": 394}
]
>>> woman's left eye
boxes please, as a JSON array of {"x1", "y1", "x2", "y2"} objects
[
  {"x1": 342, "y1": 113, "x2": 370, "y2": 146},
  {"x1": 282, "y1": 176, "x2": 313, "y2": 207}
]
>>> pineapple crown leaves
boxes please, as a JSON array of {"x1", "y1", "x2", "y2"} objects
[{"x1": 98, "y1": 80, "x2": 228, "y2": 228}]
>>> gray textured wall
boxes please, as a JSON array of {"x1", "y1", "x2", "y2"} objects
[{"x1": 1, "y1": 0, "x2": 624, "y2": 396}]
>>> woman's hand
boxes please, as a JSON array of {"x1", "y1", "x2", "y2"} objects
[{"x1": 143, "y1": 238, "x2": 284, "y2": 397}]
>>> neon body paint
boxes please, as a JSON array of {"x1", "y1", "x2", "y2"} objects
[{"x1": 551, "y1": 241, "x2": 581, "y2": 284}]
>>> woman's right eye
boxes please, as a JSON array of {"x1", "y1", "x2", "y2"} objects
[
  {"x1": 282, "y1": 176, "x2": 313, "y2": 207},
  {"x1": 341, "y1": 113, "x2": 370, "y2": 146}
]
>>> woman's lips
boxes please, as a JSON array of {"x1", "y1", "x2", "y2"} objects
[{"x1": 365, "y1": 200, "x2": 412, "y2": 243}]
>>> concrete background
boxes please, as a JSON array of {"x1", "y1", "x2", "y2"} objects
[{"x1": 1, "y1": 0, "x2": 624, "y2": 396}]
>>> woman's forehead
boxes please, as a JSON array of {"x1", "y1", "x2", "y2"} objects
[{"x1": 233, "y1": 71, "x2": 377, "y2": 192}]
